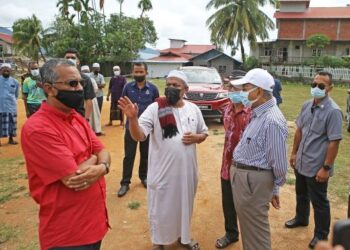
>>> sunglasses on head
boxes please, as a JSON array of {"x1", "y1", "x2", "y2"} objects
[
  {"x1": 54, "y1": 80, "x2": 83, "y2": 87},
  {"x1": 311, "y1": 82, "x2": 326, "y2": 90}
]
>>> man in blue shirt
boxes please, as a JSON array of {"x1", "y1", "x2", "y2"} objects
[
  {"x1": 273, "y1": 78, "x2": 282, "y2": 106},
  {"x1": 0, "y1": 63, "x2": 19, "y2": 145},
  {"x1": 117, "y1": 62, "x2": 159, "y2": 197}
]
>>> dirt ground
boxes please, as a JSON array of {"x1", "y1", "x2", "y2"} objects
[{"x1": 0, "y1": 99, "x2": 348, "y2": 250}]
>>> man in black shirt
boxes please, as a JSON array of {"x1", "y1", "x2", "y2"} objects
[{"x1": 63, "y1": 48, "x2": 95, "y2": 120}]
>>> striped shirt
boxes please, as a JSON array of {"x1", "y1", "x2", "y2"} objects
[{"x1": 233, "y1": 98, "x2": 288, "y2": 195}]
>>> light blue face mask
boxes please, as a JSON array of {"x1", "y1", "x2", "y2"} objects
[
  {"x1": 310, "y1": 87, "x2": 326, "y2": 99},
  {"x1": 240, "y1": 87, "x2": 258, "y2": 107},
  {"x1": 228, "y1": 92, "x2": 242, "y2": 103}
]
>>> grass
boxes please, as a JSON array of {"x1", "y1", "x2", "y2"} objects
[
  {"x1": 0, "y1": 157, "x2": 27, "y2": 204},
  {"x1": 0, "y1": 223, "x2": 17, "y2": 244},
  {"x1": 128, "y1": 200, "x2": 141, "y2": 210}
]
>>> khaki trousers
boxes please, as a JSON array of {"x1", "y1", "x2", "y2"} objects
[{"x1": 230, "y1": 167, "x2": 274, "y2": 250}]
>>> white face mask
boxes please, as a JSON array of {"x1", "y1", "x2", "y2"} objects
[
  {"x1": 67, "y1": 58, "x2": 77, "y2": 66},
  {"x1": 31, "y1": 69, "x2": 40, "y2": 77},
  {"x1": 114, "y1": 70, "x2": 120, "y2": 76}
]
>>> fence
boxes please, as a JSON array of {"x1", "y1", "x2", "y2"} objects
[{"x1": 262, "y1": 65, "x2": 350, "y2": 81}]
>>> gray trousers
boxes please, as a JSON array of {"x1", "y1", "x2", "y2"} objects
[{"x1": 230, "y1": 167, "x2": 274, "y2": 250}]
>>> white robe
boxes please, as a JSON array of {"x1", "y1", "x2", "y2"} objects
[
  {"x1": 139, "y1": 101, "x2": 208, "y2": 245},
  {"x1": 89, "y1": 78, "x2": 102, "y2": 133}
]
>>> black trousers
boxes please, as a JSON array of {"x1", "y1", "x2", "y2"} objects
[
  {"x1": 120, "y1": 129, "x2": 148, "y2": 185},
  {"x1": 97, "y1": 96, "x2": 103, "y2": 112},
  {"x1": 50, "y1": 241, "x2": 101, "y2": 250},
  {"x1": 221, "y1": 178, "x2": 239, "y2": 239},
  {"x1": 27, "y1": 103, "x2": 41, "y2": 117},
  {"x1": 295, "y1": 170, "x2": 330, "y2": 239}
]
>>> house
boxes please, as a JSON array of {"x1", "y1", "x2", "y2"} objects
[
  {"x1": 145, "y1": 39, "x2": 241, "y2": 78},
  {"x1": 0, "y1": 27, "x2": 14, "y2": 57},
  {"x1": 250, "y1": 0, "x2": 350, "y2": 64}
]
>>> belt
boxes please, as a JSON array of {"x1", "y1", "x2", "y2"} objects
[{"x1": 233, "y1": 162, "x2": 270, "y2": 172}]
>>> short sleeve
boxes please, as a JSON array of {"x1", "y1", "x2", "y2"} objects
[
  {"x1": 296, "y1": 102, "x2": 309, "y2": 128},
  {"x1": 87, "y1": 123, "x2": 105, "y2": 153},
  {"x1": 326, "y1": 109, "x2": 343, "y2": 141},
  {"x1": 139, "y1": 103, "x2": 157, "y2": 137},
  {"x1": 22, "y1": 131, "x2": 78, "y2": 185},
  {"x1": 22, "y1": 78, "x2": 29, "y2": 93}
]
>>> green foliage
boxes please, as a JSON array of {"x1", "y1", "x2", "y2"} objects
[
  {"x1": 12, "y1": 14, "x2": 46, "y2": 62},
  {"x1": 127, "y1": 200, "x2": 141, "y2": 210},
  {"x1": 138, "y1": 0, "x2": 153, "y2": 18},
  {"x1": 206, "y1": 0, "x2": 276, "y2": 64},
  {"x1": 306, "y1": 33, "x2": 331, "y2": 49},
  {"x1": 0, "y1": 224, "x2": 17, "y2": 244},
  {"x1": 245, "y1": 56, "x2": 261, "y2": 70},
  {"x1": 304, "y1": 56, "x2": 349, "y2": 68}
]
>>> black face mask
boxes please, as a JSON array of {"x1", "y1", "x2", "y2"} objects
[
  {"x1": 94, "y1": 71, "x2": 99, "y2": 75},
  {"x1": 55, "y1": 89, "x2": 84, "y2": 110},
  {"x1": 134, "y1": 75, "x2": 146, "y2": 83},
  {"x1": 2, "y1": 73, "x2": 10, "y2": 78},
  {"x1": 165, "y1": 87, "x2": 181, "y2": 106}
]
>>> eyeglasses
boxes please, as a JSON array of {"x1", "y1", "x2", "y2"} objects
[
  {"x1": 54, "y1": 80, "x2": 83, "y2": 87},
  {"x1": 311, "y1": 82, "x2": 326, "y2": 90}
]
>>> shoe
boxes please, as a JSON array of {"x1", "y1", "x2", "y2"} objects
[
  {"x1": 95, "y1": 132, "x2": 105, "y2": 136},
  {"x1": 117, "y1": 185, "x2": 129, "y2": 197},
  {"x1": 215, "y1": 235, "x2": 239, "y2": 249},
  {"x1": 141, "y1": 179, "x2": 147, "y2": 189},
  {"x1": 308, "y1": 236, "x2": 326, "y2": 249},
  {"x1": 8, "y1": 140, "x2": 18, "y2": 145},
  {"x1": 285, "y1": 217, "x2": 308, "y2": 228}
]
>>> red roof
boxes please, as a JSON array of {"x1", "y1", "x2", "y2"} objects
[
  {"x1": 275, "y1": 7, "x2": 350, "y2": 19},
  {"x1": 0, "y1": 33, "x2": 13, "y2": 44},
  {"x1": 148, "y1": 55, "x2": 189, "y2": 62},
  {"x1": 160, "y1": 45, "x2": 216, "y2": 55}
]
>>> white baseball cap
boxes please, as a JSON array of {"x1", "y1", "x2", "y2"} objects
[
  {"x1": 81, "y1": 65, "x2": 90, "y2": 71},
  {"x1": 231, "y1": 68, "x2": 274, "y2": 92},
  {"x1": 113, "y1": 66, "x2": 120, "y2": 71},
  {"x1": 92, "y1": 63, "x2": 100, "y2": 68},
  {"x1": 167, "y1": 70, "x2": 188, "y2": 86},
  {"x1": 0, "y1": 63, "x2": 11, "y2": 69}
]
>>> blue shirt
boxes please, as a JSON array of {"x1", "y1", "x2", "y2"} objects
[
  {"x1": 0, "y1": 76, "x2": 19, "y2": 113},
  {"x1": 233, "y1": 98, "x2": 288, "y2": 195},
  {"x1": 122, "y1": 81, "x2": 159, "y2": 129},
  {"x1": 273, "y1": 79, "x2": 282, "y2": 105},
  {"x1": 295, "y1": 96, "x2": 342, "y2": 177}
]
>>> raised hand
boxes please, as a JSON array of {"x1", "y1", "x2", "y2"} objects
[{"x1": 118, "y1": 96, "x2": 139, "y2": 119}]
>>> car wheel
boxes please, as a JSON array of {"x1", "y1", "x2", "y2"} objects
[{"x1": 219, "y1": 117, "x2": 224, "y2": 124}]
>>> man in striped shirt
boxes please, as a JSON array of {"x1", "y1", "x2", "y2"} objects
[{"x1": 230, "y1": 68, "x2": 288, "y2": 250}]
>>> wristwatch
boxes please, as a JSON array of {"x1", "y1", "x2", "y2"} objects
[
  {"x1": 322, "y1": 164, "x2": 332, "y2": 171},
  {"x1": 101, "y1": 162, "x2": 110, "y2": 174}
]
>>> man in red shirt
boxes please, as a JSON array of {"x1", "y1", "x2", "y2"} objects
[
  {"x1": 215, "y1": 80, "x2": 252, "y2": 249},
  {"x1": 21, "y1": 59, "x2": 111, "y2": 250}
]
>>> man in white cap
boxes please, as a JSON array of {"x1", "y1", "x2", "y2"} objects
[
  {"x1": 0, "y1": 63, "x2": 19, "y2": 145},
  {"x1": 118, "y1": 69, "x2": 208, "y2": 250},
  {"x1": 230, "y1": 68, "x2": 288, "y2": 250},
  {"x1": 90, "y1": 63, "x2": 105, "y2": 112},
  {"x1": 81, "y1": 65, "x2": 104, "y2": 136}
]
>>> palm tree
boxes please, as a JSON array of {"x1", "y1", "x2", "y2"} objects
[
  {"x1": 138, "y1": 0, "x2": 152, "y2": 18},
  {"x1": 117, "y1": 0, "x2": 124, "y2": 17},
  {"x1": 12, "y1": 14, "x2": 46, "y2": 62},
  {"x1": 206, "y1": 0, "x2": 276, "y2": 65}
]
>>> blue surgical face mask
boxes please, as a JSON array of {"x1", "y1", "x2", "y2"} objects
[
  {"x1": 310, "y1": 87, "x2": 326, "y2": 99},
  {"x1": 228, "y1": 92, "x2": 242, "y2": 103},
  {"x1": 240, "y1": 87, "x2": 258, "y2": 107}
]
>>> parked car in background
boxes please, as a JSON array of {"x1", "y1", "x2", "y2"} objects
[{"x1": 180, "y1": 66, "x2": 230, "y2": 122}]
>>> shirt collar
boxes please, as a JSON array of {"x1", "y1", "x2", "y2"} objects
[
  {"x1": 41, "y1": 101, "x2": 77, "y2": 122},
  {"x1": 253, "y1": 98, "x2": 275, "y2": 118},
  {"x1": 131, "y1": 81, "x2": 150, "y2": 89}
]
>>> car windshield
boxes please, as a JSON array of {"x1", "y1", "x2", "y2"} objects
[{"x1": 182, "y1": 68, "x2": 222, "y2": 84}]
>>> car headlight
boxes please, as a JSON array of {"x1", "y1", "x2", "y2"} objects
[{"x1": 217, "y1": 92, "x2": 228, "y2": 98}]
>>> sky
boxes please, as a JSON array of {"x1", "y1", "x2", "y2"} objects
[{"x1": 0, "y1": 0, "x2": 349, "y2": 56}]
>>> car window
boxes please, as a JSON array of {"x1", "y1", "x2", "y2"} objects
[{"x1": 182, "y1": 68, "x2": 222, "y2": 84}]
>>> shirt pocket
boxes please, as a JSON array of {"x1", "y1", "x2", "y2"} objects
[
  {"x1": 310, "y1": 117, "x2": 325, "y2": 135},
  {"x1": 9, "y1": 85, "x2": 16, "y2": 94}
]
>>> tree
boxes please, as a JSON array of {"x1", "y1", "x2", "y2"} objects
[
  {"x1": 138, "y1": 0, "x2": 153, "y2": 18},
  {"x1": 306, "y1": 33, "x2": 331, "y2": 50},
  {"x1": 206, "y1": 0, "x2": 276, "y2": 65},
  {"x1": 117, "y1": 0, "x2": 124, "y2": 17},
  {"x1": 12, "y1": 14, "x2": 46, "y2": 62}
]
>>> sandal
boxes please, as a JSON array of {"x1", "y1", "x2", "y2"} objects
[
  {"x1": 215, "y1": 235, "x2": 238, "y2": 249},
  {"x1": 152, "y1": 244, "x2": 164, "y2": 250},
  {"x1": 177, "y1": 238, "x2": 200, "y2": 250}
]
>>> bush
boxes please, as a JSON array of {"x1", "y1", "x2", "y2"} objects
[
  {"x1": 244, "y1": 56, "x2": 261, "y2": 70},
  {"x1": 304, "y1": 56, "x2": 349, "y2": 68}
]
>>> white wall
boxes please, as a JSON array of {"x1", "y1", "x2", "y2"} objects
[{"x1": 147, "y1": 63, "x2": 183, "y2": 78}]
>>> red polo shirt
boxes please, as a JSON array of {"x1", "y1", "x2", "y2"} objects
[{"x1": 21, "y1": 102, "x2": 108, "y2": 250}]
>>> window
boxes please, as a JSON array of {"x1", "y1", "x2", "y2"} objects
[
  {"x1": 346, "y1": 48, "x2": 350, "y2": 55},
  {"x1": 295, "y1": 45, "x2": 300, "y2": 50},
  {"x1": 312, "y1": 49, "x2": 322, "y2": 57},
  {"x1": 264, "y1": 48, "x2": 272, "y2": 56},
  {"x1": 218, "y1": 65, "x2": 227, "y2": 73}
]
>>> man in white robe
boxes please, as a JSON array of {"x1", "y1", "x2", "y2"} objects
[{"x1": 118, "y1": 70, "x2": 208, "y2": 250}]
